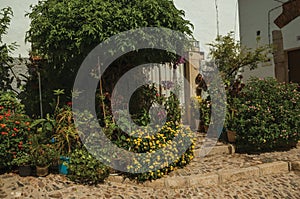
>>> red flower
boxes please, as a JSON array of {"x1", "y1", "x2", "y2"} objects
[
  {"x1": 0, "y1": 115, "x2": 3, "y2": 120},
  {"x1": 15, "y1": 121, "x2": 20, "y2": 125},
  {"x1": 67, "y1": 101, "x2": 72, "y2": 107},
  {"x1": 1, "y1": 132, "x2": 8, "y2": 135},
  {"x1": 5, "y1": 112, "x2": 10, "y2": 117},
  {"x1": 0, "y1": 106, "x2": 3, "y2": 109},
  {"x1": 11, "y1": 133, "x2": 16, "y2": 137},
  {"x1": 13, "y1": 128, "x2": 19, "y2": 132},
  {"x1": 0, "y1": 124, "x2": 6, "y2": 128}
]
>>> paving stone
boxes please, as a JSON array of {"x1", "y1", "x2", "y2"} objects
[
  {"x1": 188, "y1": 173, "x2": 219, "y2": 187},
  {"x1": 219, "y1": 167, "x2": 260, "y2": 183},
  {"x1": 48, "y1": 191, "x2": 63, "y2": 198},
  {"x1": 165, "y1": 177, "x2": 188, "y2": 189},
  {"x1": 291, "y1": 161, "x2": 300, "y2": 171},
  {"x1": 256, "y1": 161, "x2": 289, "y2": 176}
]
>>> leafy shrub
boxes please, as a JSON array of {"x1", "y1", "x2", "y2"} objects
[
  {"x1": 22, "y1": 0, "x2": 193, "y2": 116},
  {"x1": 0, "y1": 91, "x2": 32, "y2": 168},
  {"x1": 232, "y1": 78, "x2": 300, "y2": 152},
  {"x1": 101, "y1": 87, "x2": 195, "y2": 182},
  {"x1": 68, "y1": 148, "x2": 110, "y2": 185}
]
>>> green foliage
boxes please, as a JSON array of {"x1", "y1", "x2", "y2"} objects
[
  {"x1": 22, "y1": 0, "x2": 194, "y2": 116},
  {"x1": 11, "y1": 151, "x2": 32, "y2": 166},
  {"x1": 99, "y1": 87, "x2": 195, "y2": 182},
  {"x1": 30, "y1": 134, "x2": 59, "y2": 167},
  {"x1": 208, "y1": 32, "x2": 269, "y2": 89},
  {"x1": 231, "y1": 78, "x2": 300, "y2": 152},
  {"x1": 0, "y1": 91, "x2": 32, "y2": 168},
  {"x1": 30, "y1": 114, "x2": 56, "y2": 141},
  {"x1": 0, "y1": 7, "x2": 18, "y2": 92},
  {"x1": 190, "y1": 96, "x2": 211, "y2": 128},
  {"x1": 68, "y1": 148, "x2": 110, "y2": 185},
  {"x1": 53, "y1": 105, "x2": 81, "y2": 155}
]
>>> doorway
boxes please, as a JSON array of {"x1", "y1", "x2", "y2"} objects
[{"x1": 288, "y1": 48, "x2": 300, "y2": 83}]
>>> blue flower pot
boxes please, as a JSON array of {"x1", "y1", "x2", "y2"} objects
[{"x1": 59, "y1": 156, "x2": 70, "y2": 175}]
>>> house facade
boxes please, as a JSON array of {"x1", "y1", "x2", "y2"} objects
[{"x1": 238, "y1": 0, "x2": 300, "y2": 83}]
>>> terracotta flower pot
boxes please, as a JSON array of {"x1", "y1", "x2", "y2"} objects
[
  {"x1": 36, "y1": 166, "x2": 49, "y2": 177},
  {"x1": 227, "y1": 130, "x2": 236, "y2": 143}
]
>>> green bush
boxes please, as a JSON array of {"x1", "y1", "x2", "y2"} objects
[
  {"x1": 68, "y1": 148, "x2": 110, "y2": 185},
  {"x1": 101, "y1": 87, "x2": 195, "y2": 182},
  {"x1": 232, "y1": 78, "x2": 300, "y2": 152},
  {"x1": 0, "y1": 91, "x2": 32, "y2": 169}
]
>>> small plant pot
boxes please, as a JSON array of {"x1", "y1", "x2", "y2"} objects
[
  {"x1": 49, "y1": 159, "x2": 59, "y2": 174},
  {"x1": 227, "y1": 130, "x2": 236, "y2": 143},
  {"x1": 59, "y1": 156, "x2": 70, "y2": 175},
  {"x1": 18, "y1": 165, "x2": 32, "y2": 177},
  {"x1": 36, "y1": 166, "x2": 49, "y2": 177}
]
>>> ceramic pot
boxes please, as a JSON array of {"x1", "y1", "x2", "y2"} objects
[{"x1": 36, "y1": 166, "x2": 49, "y2": 177}]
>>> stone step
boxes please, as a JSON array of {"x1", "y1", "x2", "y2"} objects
[{"x1": 107, "y1": 160, "x2": 300, "y2": 189}]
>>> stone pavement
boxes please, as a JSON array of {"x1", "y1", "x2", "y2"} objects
[{"x1": 0, "y1": 135, "x2": 299, "y2": 198}]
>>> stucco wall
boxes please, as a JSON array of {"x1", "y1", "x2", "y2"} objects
[{"x1": 238, "y1": 0, "x2": 300, "y2": 81}]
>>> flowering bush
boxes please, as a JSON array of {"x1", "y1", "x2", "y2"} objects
[
  {"x1": 0, "y1": 91, "x2": 32, "y2": 168},
  {"x1": 101, "y1": 88, "x2": 195, "y2": 182},
  {"x1": 124, "y1": 123, "x2": 195, "y2": 181},
  {"x1": 190, "y1": 96, "x2": 211, "y2": 130},
  {"x1": 232, "y1": 78, "x2": 300, "y2": 152}
]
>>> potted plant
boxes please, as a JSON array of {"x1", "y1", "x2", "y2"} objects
[
  {"x1": 31, "y1": 144, "x2": 58, "y2": 177},
  {"x1": 53, "y1": 106, "x2": 81, "y2": 174},
  {"x1": 225, "y1": 103, "x2": 238, "y2": 143},
  {"x1": 190, "y1": 96, "x2": 203, "y2": 131},
  {"x1": 12, "y1": 151, "x2": 32, "y2": 177}
]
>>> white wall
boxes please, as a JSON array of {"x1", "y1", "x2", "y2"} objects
[
  {"x1": 282, "y1": 17, "x2": 300, "y2": 50},
  {"x1": 1, "y1": 0, "x2": 239, "y2": 58},
  {"x1": 238, "y1": 0, "x2": 300, "y2": 80}
]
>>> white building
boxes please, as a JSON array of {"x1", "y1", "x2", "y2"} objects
[{"x1": 238, "y1": 0, "x2": 300, "y2": 83}]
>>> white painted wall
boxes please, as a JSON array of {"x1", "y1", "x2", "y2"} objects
[
  {"x1": 1, "y1": 0, "x2": 239, "y2": 58},
  {"x1": 238, "y1": 0, "x2": 300, "y2": 80},
  {"x1": 282, "y1": 17, "x2": 300, "y2": 50},
  {"x1": 1, "y1": 0, "x2": 38, "y2": 57}
]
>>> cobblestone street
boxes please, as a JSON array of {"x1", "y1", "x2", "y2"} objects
[{"x1": 0, "y1": 143, "x2": 299, "y2": 199}]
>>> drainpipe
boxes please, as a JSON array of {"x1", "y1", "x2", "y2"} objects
[{"x1": 37, "y1": 71, "x2": 43, "y2": 118}]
